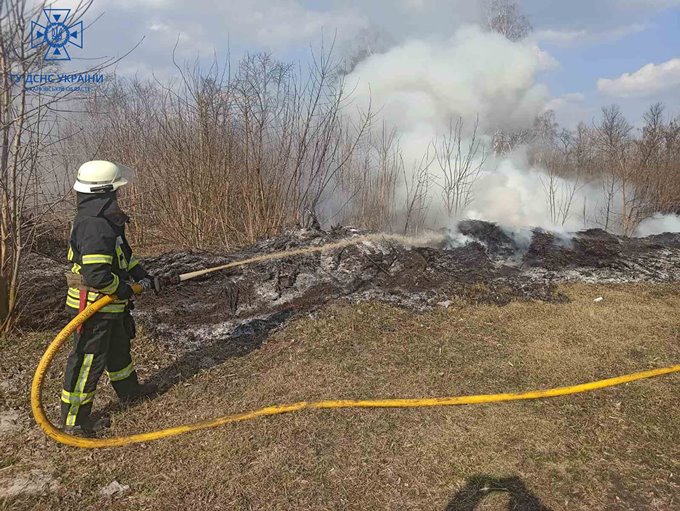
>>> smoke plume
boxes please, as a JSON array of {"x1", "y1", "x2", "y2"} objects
[
  {"x1": 342, "y1": 24, "x2": 680, "y2": 236},
  {"x1": 636, "y1": 214, "x2": 680, "y2": 237},
  {"x1": 347, "y1": 25, "x2": 551, "y2": 135}
]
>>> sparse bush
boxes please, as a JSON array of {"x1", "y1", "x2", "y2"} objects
[{"x1": 71, "y1": 49, "x2": 380, "y2": 249}]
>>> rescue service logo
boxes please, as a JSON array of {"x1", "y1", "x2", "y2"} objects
[{"x1": 31, "y1": 8, "x2": 83, "y2": 61}]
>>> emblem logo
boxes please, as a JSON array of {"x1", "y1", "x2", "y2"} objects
[{"x1": 31, "y1": 9, "x2": 83, "y2": 61}]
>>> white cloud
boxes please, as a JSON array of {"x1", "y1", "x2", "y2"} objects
[
  {"x1": 112, "y1": 0, "x2": 369, "y2": 49},
  {"x1": 544, "y1": 92, "x2": 585, "y2": 112},
  {"x1": 534, "y1": 47, "x2": 559, "y2": 71},
  {"x1": 147, "y1": 19, "x2": 210, "y2": 56},
  {"x1": 597, "y1": 58, "x2": 680, "y2": 97},
  {"x1": 542, "y1": 92, "x2": 594, "y2": 128},
  {"x1": 534, "y1": 23, "x2": 648, "y2": 46},
  {"x1": 400, "y1": 0, "x2": 431, "y2": 10},
  {"x1": 535, "y1": 28, "x2": 588, "y2": 45}
]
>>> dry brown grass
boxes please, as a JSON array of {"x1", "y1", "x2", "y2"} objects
[{"x1": 1, "y1": 283, "x2": 679, "y2": 510}]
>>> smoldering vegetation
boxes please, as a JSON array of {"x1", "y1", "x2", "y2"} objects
[{"x1": 24, "y1": 221, "x2": 680, "y2": 344}]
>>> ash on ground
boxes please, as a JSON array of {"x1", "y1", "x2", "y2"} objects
[
  {"x1": 142, "y1": 220, "x2": 680, "y2": 347},
  {"x1": 24, "y1": 221, "x2": 680, "y2": 347}
]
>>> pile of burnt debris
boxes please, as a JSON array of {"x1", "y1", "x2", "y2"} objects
[{"x1": 22, "y1": 221, "x2": 680, "y2": 342}]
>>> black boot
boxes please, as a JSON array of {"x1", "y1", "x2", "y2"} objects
[
  {"x1": 60, "y1": 402, "x2": 111, "y2": 437},
  {"x1": 113, "y1": 372, "x2": 159, "y2": 407},
  {"x1": 65, "y1": 415, "x2": 112, "y2": 436},
  {"x1": 120, "y1": 382, "x2": 159, "y2": 407}
]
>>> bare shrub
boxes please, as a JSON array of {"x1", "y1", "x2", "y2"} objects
[{"x1": 73, "y1": 46, "x2": 374, "y2": 249}]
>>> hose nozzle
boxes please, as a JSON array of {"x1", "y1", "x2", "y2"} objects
[{"x1": 154, "y1": 274, "x2": 180, "y2": 293}]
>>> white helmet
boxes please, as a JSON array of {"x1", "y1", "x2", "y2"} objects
[{"x1": 73, "y1": 160, "x2": 129, "y2": 194}]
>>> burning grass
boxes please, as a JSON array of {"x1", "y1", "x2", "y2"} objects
[{"x1": 2, "y1": 282, "x2": 679, "y2": 510}]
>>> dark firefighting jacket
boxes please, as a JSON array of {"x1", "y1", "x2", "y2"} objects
[{"x1": 65, "y1": 192, "x2": 148, "y2": 315}]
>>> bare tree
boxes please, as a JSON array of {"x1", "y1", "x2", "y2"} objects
[
  {"x1": 0, "y1": 0, "x2": 97, "y2": 331},
  {"x1": 432, "y1": 116, "x2": 487, "y2": 217},
  {"x1": 540, "y1": 128, "x2": 584, "y2": 226},
  {"x1": 401, "y1": 148, "x2": 433, "y2": 234},
  {"x1": 485, "y1": 0, "x2": 532, "y2": 42},
  {"x1": 595, "y1": 105, "x2": 633, "y2": 233},
  {"x1": 330, "y1": 121, "x2": 400, "y2": 229},
  {"x1": 662, "y1": 115, "x2": 680, "y2": 214},
  {"x1": 633, "y1": 103, "x2": 680, "y2": 217}
]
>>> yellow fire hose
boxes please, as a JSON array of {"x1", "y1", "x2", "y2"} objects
[
  {"x1": 30, "y1": 235, "x2": 680, "y2": 448},
  {"x1": 31, "y1": 284, "x2": 680, "y2": 448}
]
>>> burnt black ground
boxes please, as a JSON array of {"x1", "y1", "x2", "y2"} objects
[{"x1": 21, "y1": 221, "x2": 680, "y2": 342}]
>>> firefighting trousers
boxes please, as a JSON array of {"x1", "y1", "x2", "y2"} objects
[{"x1": 60, "y1": 314, "x2": 139, "y2": 427}]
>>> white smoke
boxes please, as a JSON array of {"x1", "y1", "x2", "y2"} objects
[
  {"x1": 635, "y1": 213, "x2": 680, "y2": 237},
  {"x1": 343, "y1": 25, "x2": 595, "y2": 232},
  {"x1": 338, "y1": 24, "x2": 678, "y2": 237},
  {"x1": 467, "y1": 156, "x2": 590, "y2": 231},
  {"x1": 347, "y1": 25, "x2": 551, "y2": 134}
]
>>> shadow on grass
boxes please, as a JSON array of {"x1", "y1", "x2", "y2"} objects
[
  {"x1": 145, "y1": 309, "x2": 294, "y2": 393},
  {"x1": 94, "y1": 309, "x2": 294, "y2": 418},
  {"x1": 445, "y1": 475, "x2": 552, "y2": 511},
  {"x1": 95, "y1": 280, "x2": 370, "y2": 420}
]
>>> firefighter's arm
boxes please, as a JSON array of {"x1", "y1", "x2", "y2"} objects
[
  {"x1": 128, "y1": 255, "x2": 159, "y2": 293},
  {"x1": 119, "y1": 233, "x2": 149, "y2": 282},
  {"x1": 127, "y1": 254, "x2": 149, "y2": 282},
  {"x1": 123, "y1": 236, "x2": 159, "y2": 292},
  {"x1": 78, "y1": 218, "x2": 133, "y2": 299}
]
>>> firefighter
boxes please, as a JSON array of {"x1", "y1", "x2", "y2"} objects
[{"x1": 61, "y1": 160, "x2": 158, "y2": 435}]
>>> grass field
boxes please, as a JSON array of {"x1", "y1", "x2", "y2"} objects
[{"x1": 1, "y1": 283, "x2": 679, "y2": 510}]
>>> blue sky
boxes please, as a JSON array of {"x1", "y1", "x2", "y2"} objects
[
  {"x1": 541, "y1": 11, "x2": 679, "y2": 93},
  {"x1": 45, "y1": 0, "x2": 680, "y2": 128},
  {"x1": 534, "y1": 4, "x2": 680, "y2": 124}
]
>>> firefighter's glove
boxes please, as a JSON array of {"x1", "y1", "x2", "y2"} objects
[
  {"x1": 138, "y1": 277, "x2": 154, "y2": 293},
  {"x1": 116, "y1": 283, "x2": 135, "y2": 300}
]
